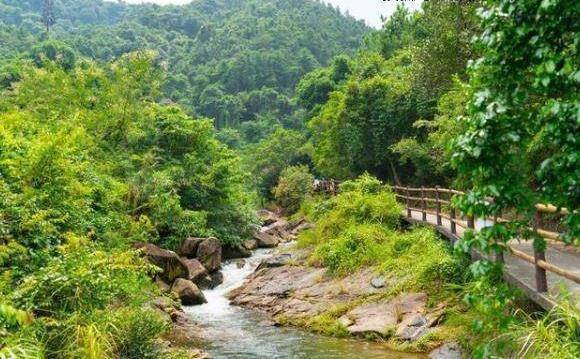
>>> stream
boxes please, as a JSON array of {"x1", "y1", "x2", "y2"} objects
[{"x1": 185, "y1": 248, "x2": 425, "y2": 359}]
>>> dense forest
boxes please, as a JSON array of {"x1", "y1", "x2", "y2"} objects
[
  {"x1": 0, "y1": 0, "x2": 367, "y2": 132},
  {"x1": 0, "y1": 0, "x2": 578, "y2": 358}
]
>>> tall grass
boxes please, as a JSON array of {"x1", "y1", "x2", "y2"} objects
[
  {"x1": 500, "y1": 298, "x2": 579, "y2": 358},
  {"x1": 298, "y1": 175, "x2": 464, "y2": 290}
]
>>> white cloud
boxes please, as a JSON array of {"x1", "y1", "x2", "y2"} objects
[{"x1": 324, "y1": 0, "x2": 423, "y2": 28}]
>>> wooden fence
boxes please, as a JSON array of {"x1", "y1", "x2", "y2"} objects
[{"x1": 392, "y1": 186, "x2": 579, "y2": 300}]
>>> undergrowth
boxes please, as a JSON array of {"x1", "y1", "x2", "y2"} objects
[
  {"x1": 298, "y1": 174, "x2": 466, "y2": 291},
  {"x1": 294, "y1": 174, "x2": 578, "y2": 357}
]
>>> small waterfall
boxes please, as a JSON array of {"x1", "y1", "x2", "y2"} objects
[
  {"x1": 187, "y1": 248, "x2": 272, "y2": 319},
  {"x1": 185, "y1": 248, "x2": 424, "y2": 359}
]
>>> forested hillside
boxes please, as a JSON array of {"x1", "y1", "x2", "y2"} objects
[
  {"x1": 295, "y1": 1, "x2": 480, "y2": 185},
  {"x1": 0, "y1": 0, "x2": 368, "y2": 130},
  {"x1": 1, "y1": 1, "x2": 577, "y2": 358}
]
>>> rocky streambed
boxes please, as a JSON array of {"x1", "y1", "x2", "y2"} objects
[
  {"x1": 139, "y1": 210, "x2": 461, "y2": 358},
  {"x1": 228, "y1": 251, "x2": 459, "y2": 358}
]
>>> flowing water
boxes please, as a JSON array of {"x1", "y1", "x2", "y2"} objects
[{"x1": 185, "y1": 248, "x2": 425, "y2": 359}]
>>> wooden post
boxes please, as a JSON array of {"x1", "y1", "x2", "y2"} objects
[
  {"x1": 494, "y1": 214, "x2": 504, "y2": 264},
  {"x1": 467, "y1": 214, "x2": 475, "y2": 230},
  {"x1": 406, "y1": 187, "x2": 412, "y2": 218},
  {"x1": 533, "y1": 210, "x2": 548, "y2": 293},
  {"x1": 421, "y1": 187, "x2": 427, "y2": 222},
  {"x1": 435, "y1": 186, "x2": 442, "y2": 226},
  {"x1": 467, "y1": 213, "x2": 476, "y2": 261},
  {"x1": 450, "y1": 206, "x2": 457, "y2": 234}
]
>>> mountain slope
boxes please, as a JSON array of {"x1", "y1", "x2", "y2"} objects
[{"x1": 0, "y1": 0, "x2": 369, "y2": 129}]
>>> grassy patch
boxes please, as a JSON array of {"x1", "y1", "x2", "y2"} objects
[{"x1": 292, "y1": 175, "x2": 578, "y2": 357}]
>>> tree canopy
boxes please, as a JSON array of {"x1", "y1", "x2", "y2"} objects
[{"x1": 0, "y1": 0, "x2": 368, "y2": 130}]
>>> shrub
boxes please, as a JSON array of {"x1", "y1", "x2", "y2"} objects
[
  {"x1": 274, "y1": 165, "x2": 314, "y2": 214},
  {"x1": 12, "y1": 245, "x2": 155, "y2": 316},
  {"x1": 302, "y1": 174, "x2": 463, "y2": 289},
  {"x1": 303, "y1": 174, "x2": 402, "y2": 242},
  {"x1": 314, "y1": 223, "x2": 392, "y2": 274},
  {"x1": 110, "y1": 308, "x2": 168, "y2": 359}
]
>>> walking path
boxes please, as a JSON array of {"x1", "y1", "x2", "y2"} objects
[{"x1": 405, "y1": 209, "x2": 580, "y2": 310}]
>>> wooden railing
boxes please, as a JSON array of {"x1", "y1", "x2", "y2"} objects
[{"x1": 392, "y1": 186, "x2": 579, "y2": 296}]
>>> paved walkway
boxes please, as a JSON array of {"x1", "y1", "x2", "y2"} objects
[{"x1": 405, "y1": 209, "x2": 579, "y2": 309}]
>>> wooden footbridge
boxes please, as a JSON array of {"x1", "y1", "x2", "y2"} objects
[{"x1": 392, "y1": 186, "x2": 579, "y2": 310}]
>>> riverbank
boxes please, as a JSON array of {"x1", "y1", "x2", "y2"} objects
[
  {"x1": 137, "y1": 185, "x2": 459, "y2": 357},
  {"x1": 224, "y1": 175, "x2": 579, "y2": 359},
  {"x1": 228, "y1": 243, "x2": 462, "y2": 357},
  {"x1": 224, "y1": 178, "x2": 468, "y2": 357},
  {"x1": 185, "y1": 247, "x2": 423, "y2": 358}
]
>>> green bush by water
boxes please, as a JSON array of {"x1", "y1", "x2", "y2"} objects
[
  {"x1": 295, "y1": 174, "x2": 579, "y2": 358},
  {"x1": 273, "y1": 165, "x2": 314, "y2": 214},
  {"x1": 0, "y1": 52, "x2": 256, "y2": 358},
  {"x1": 299, "y1": 175, "x2": 464, "y2": 290}
]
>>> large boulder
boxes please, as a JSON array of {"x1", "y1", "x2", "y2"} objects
[
  {"x1": 286, "y1": 217, "x2": 306, "y2": 231},
  {"x1": 256, "y1": 254, "x2": 292, "y2": 271},
  {"x1": 257, "y1": 209, "x2": 279, "y2": 226},
  {"x1": 261, "y1": 219, "x2": 294, "y2": 242},
  {"x1": 343, "y1": 293, "x2": 427, "y2": 338},
  {"x1": 222, "y1": 243, "x2": 251, "y2": 260},
  {"x1": 133, "y1": 242, "x2": 188, "y2": 283},
  {"x1": 196, "y1": 237, "x2": 222, "y2": 272},
  {"x1": 198, "y1": 271, "x2": 224, "y2": 290},
  {"x1": 171, "y1": 278, "x2": 207, "y2": 306},
  {"x1": 155, "y1": 278, "x2": 171, "y2": 293},
  {"x1": 242, "y1": 239, "x2": 258, "y2": 250},
  {"x1": 181, "y1": 258, "x2": 208, "y2": 283},
  {"x1": 253, "y1": 232, "x2": 279, "y2": 248},
  {"x1": 180, "y1": 237, "x2": 204, "y2": 258}
]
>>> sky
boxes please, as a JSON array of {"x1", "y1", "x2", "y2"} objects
[{"x1": 120, "y1": 0, "x2": 424, "y2": 29}]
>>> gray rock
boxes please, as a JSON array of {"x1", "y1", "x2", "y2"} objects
[
  {"x1": 254, "y1": 232, "x2": 279, "y2": 248},
  {"x1": 179, "y1": 237, "x2": 204, "y2": 257},
  {"x1": 338, "y1": 315, "x2": 353, "y2": 328},
  {"x1": 155, "y1": 278, "x2": 171, "y2": 293},
  {"x1": 242, "y1": 239, "x2": 258, "y2": 250},
  {"x1": 429, "y1": 342, "x2": 462, "y2": 359},
  {"x1": 169, "y1": 309, "x2": 189, "y2": 325},
  {"x1": 256, "y1": 254, "x2": 292, "y2": 271},
  {"x1": 345, "y1": 293, "x2": 427, "y2": 337},
  {"x1": 171, "y1": 278, "x2": 207, "y2": 306},
  {"x1": 370, "y1": 276, "x2": 386, "y2": 289},
  {"x1": 196, "y1": 237, "x2": 222, "y2": 272},
  {"x1": 262, "y1": 219, "x2": 293, "y2": 242},
  {"x1": 198, "y1": 271, "x2": 224, "y2": 289},
  {"x1": 257, "y1": 209, "x2": 279, "y2": 226},
  {"x1": 181, "y1": 258, "x2": 208, "y2": 283},
  {"x1": 133, "y1": 242, "x2": 188, "y2": 283},
  {"x1": 222, "y1": 243, "x2": 251, "y2": 259},
  {"x1": 286, "y1": 217, "x2": 305, "y2": 229},
  {"x1": 396, "y1": 313, "x2": 429, "y2": 340},
  {"x1": 152, "y1": 296, "x2": 181, "y2": 313}
]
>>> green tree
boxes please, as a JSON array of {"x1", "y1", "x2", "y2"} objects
[
  {"x1": 245, "y1": 128, "x2": 309, "y2": 200},
  {"x1": 452, "y1": 0, "x2": 579, "y2": 246},
  {"x1": 308, "y1": 51, "x2": 415, "y2": 181},
  {"x1": 274, "y1": 165, "x2": 314, "y2": 214}
]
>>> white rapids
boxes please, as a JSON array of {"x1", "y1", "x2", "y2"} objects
[{"x1": 185, "y1": 248, "x2": 422, "y2": 359}]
